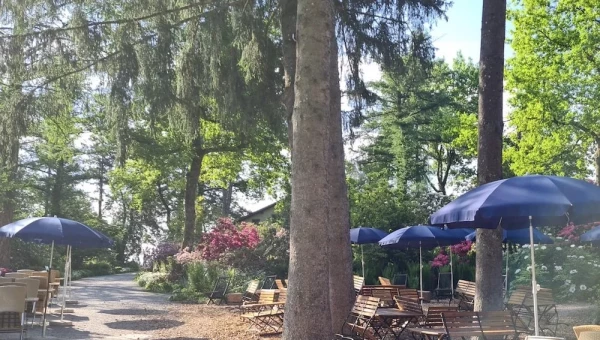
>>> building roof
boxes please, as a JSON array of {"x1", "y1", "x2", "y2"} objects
[{"x1": 238, "y1": 202, "x2": 277, "y2": 222}]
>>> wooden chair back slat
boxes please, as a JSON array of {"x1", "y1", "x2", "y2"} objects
[
  {"x1": 378, "y1": 276, "x2": 391, "y2": 285},
  {"x1": 257, "y1": 289, "x2": 278, "y2": 304},
  {"x1": 394, "y1": 296, "x2": 423, "y2": 315},
  {"x1": 353, "y1": 275, "x2": 364, "y2": 294},
  {"x1": 424, "y1": 306, "x2": 459, "y2": 327},
  {"x1": 442, "y1": 311, "x2": 481, "y2": 334},
  {"x1": 398, "y1": 288, "x2": 420, "y2": 300},
  {"x1": 275, "y1": 279, "x2": 286, "y2": 290}
]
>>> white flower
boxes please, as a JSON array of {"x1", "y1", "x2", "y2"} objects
[
  {"x1": 515, "y1": 269, "x2": 521, "y2": 274},
  {"x1": 570, "y1": 285, "x2": 576, "y2": 293},
  {"x1": 555, "y1": 266, "x2": 562, "y2": 271},
  {"x1": 541, "y1": 246, "x2": 547, "y2": 250},
  {"x1": 570, "y1": 269, "x2": 578, "y2": 274},
  {"x1": 578, "y1": 246, "x2": 584, "y2": 249},
  {"x1": 556, "y1": 247, "x2": 562, "y2": 251},
  {"x1": 580, "y1": 285, "x2": 587, "y2": 291},
  {"x1": 527, "y1": 266, "x2": 532, "y2": 271},
  {"x1": 588, "y1": 262, "x2": 593, "y2": 265},
  {"x1": 541, "y1": 265, "x2": 548, "y2": 270},
  {"x1": 524, "y1": 255, "x2": 529, "y2": 259},
  {"x1": 523, "y1": 244, "x2": 530, "y2": 248},
  {"x1": 579, "y1": 256, "x2": 585, "y2": 259},
  {"x1": 571, "y1": 244, "x2": 576, "y2": 248},
  {"x1": 565, "y1": 280, "x2": 571, "y2": 285},
  {"x1": 556, "y1": 236, "x2": 563, "y2": 240}
]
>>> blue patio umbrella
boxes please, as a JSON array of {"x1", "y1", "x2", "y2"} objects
[
  {"x1": 466, "y1": 228, "x2": 554, "y2": 292},
  {"x1": 580, "y1": 226, "x2": 600, "y2": 245},
  {"x1": 379, "y1": 226, "x2": 473, "y2": 300},
  {"x1": 350, "y1": 227, "x2": 389, "y2": 278},
  {"x1": 0, "y1": 217, "x2": 114, "y2": 336},
  {"x1": 429, "y1": 175, "x2": 600, "y2": 336}
]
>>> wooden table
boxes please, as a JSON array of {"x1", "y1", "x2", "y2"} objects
[{"x1": 375, "y1": 309, "x2": 422, "y2": 339}]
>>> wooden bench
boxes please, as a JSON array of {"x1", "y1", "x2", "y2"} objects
[{"x1": 454, "y1": 280, "x2": 476, "y2": 310}]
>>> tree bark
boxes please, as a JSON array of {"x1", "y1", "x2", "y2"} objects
[
  {"x1": 474, "y1": 0, "x2": 506, "y2": 312},
  {"x1": 181, "y1": 139, "x2": 204, "y2": 250},
  {"x1": 282, "y1": 0, "x2": 335, "y2": 338},
  {"x1": 280, "y1": 0, "x2": 297, "y2": 152},
  {"x1": 98, "y1": 156, "x2": 105, "y2": 219},
  {"x1": 0, "y1": 138, "x2": 19, "y2": 268},
  {"x1": 327, "y1": 23, "x2": 355, "y2": 331},
  {"x1": 50, "y1": 159, "x2": 65, "y2": 217}
]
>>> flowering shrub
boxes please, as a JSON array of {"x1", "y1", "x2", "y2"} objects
[
  {"x1": 143, "y1": 242, "x2": 179, "y2": 270},
  {"x1": 510, "y1": 242, "x2": 600, "y2": 302},
  {"x1": 450, "y1": 241, "x2": 474, "y2": 263},
  {"x1": 174, "y1": 218, "x2": 261, "y2": 264},
  {"x1": 196, "y1": 218, "x2": 260, "y2": 261},
  {"x1": 431, "y1": 249, "x2": 450, "y2": 268}
]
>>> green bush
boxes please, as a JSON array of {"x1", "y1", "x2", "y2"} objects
[
  {"x1": 136, "y1": 272, "x2": 173, "y2": 293},
  {"x1": 81, "y1": 260, "x2": 113, "y2": 276},
  {"x1": 169, "y1": 286, "x2": 204, "y2": 303}
]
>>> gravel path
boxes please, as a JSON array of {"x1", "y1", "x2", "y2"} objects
[{"x1": 13, "y1": 273, "x2": 172, "y2": 340}]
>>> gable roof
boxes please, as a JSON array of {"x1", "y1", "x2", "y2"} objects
[{"x1": 238, "y1": 202, "x2": 277, "y2": 222}]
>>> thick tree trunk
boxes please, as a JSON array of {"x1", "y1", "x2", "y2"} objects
[
  {"x1": 181, "y1": 140, "x2": 204, "y2": 250},
  {"x1": 221, "y1": 183, "x2": 233, "y2": 217},
  {"x1": 474, "y1": 0, "x2": 506, "y2": 312},
  {"x1": 282, "y1": 0, "x2": 335, "y2": 338},
  {"x1": 280, "y1": 0, "x2": 297, "y2": 152},
  {"x1": 327, "y1": 25, "x2": 355, "y2": 331}
]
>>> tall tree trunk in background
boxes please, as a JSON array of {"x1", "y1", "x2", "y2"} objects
[
  {"x1": 50, "y1": 160, "x2": 65, "y2": 216},
  {"x1": 283, "y1": 0, "x2": 335, "y2": 338},
  {"x1": 280, "y1": 0, "x2": 297, "y2": 151},
  {"x1": 0, "y1": 139, "x2": 19, "y2": 267},
  {"x1": 182, "y1": 139, "x2": 204, "y2": 250},
  {"x1": 221, "y1": 183, "x2": 233, "y2": 217},
  {"x1": 474, "y1": 0, "x2": 506, "y2": 312},
  {"x1": 327, "y1": 25, "x2": 354, "y2": 330},
  {"x1": 98, "y1": 156, "x2": 105, "y2": 219}
]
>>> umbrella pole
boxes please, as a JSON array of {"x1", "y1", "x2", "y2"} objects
[
  {"x1": 60, "y1": 245, "x2": 69, "y2": 321},
  {"x1": 419, "y1": 242, "x2": 423, "y2": 302},
  {"x1": 529, "y1": 216, "x2": 540, "y2": 336},
  {"x1": 505, "y1": 246, "x2": 509, "y2": 293},
  {"x1": 361, "y1": 245, "x2": 365, "y2": 279},
  {"x1": 43, "y1": 240, "x2": 54, "y2": 337},
  {"x1": 449, "y1": 246, "x2": 454, "y2": 296}
]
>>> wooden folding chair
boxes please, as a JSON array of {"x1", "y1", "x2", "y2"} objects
[
  {"x1": 0, "y1": 285, "x2": 27, "y2": 340},
  {"x1": 434, "y1": 272, "x2": 452, "y2": 301},
  {"x1": 205, "y1": 276, "x2": 229, "y2": 305},
  {"x1": 335, "y1": 296, "x2": 380, "y2": 340},
  {"x1": 441, "y1": 311, "x2": 482, "y2": 339},
  {"x1": 378, "y1": 277, "x2": 392, "y2": 285},
  {"x1": 393, "y1": 273, "x2": 408, "y2": 286},
  {"x1": 422, "y1": 306, "x2": 459, "y2": 327},
  {"x1": 240, "y1": 289, "x2": 285, "y2": 335},
  {"x1": 275, "y1": 279, "x2": 286, "y2": 290},
  {"x1": 353, "y1": 275, "x2": 365, "y2": 295},
  {"x1": 242, "y1": 280, "x2": 260, "y2": 303}
]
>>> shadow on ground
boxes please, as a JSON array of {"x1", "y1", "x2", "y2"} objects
[
  {"x1": 105, "y1": 319, "x2": 184, "y2": 331},
  {"x1": 99, "y1": 308, "x2": 167, "y2": 316}
]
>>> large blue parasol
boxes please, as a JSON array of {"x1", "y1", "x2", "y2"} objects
[
  {"x1": 0, "y1": 217, "x2": 114, "y2": 336},
  {"x1": 379, "y1": 226, "x2": 473, "y2": 299},
  {"x1": 429, "y1": 175, "x2": 600, "y2": 335},
  {"x1": 350, "y1": 227, "x2": 388, "y2": 278},
  {"x1": 580, "y1": 225, "x2": 600, "y2": 245}
]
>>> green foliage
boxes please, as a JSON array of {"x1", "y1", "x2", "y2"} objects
[
  {"x1": 136, "y1": 272, "x2": 173, "y2": 293},
  {"x1": 506, "y1": 0, "x2": 600, "y2": 180}
]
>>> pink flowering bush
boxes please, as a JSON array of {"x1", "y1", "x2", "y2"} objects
[
  {"x1": 557, "y1": 221, "x2": 598, "y2": 242},
  {"x1": 430, "y1": 249, "x2": 450, "y2": 268},
  {"x1": 176, "y1": 218, "x2": 261, "y2": 263},
  {"x1": 451, "y1": 240, "x2": 473, "y2": 263}
]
